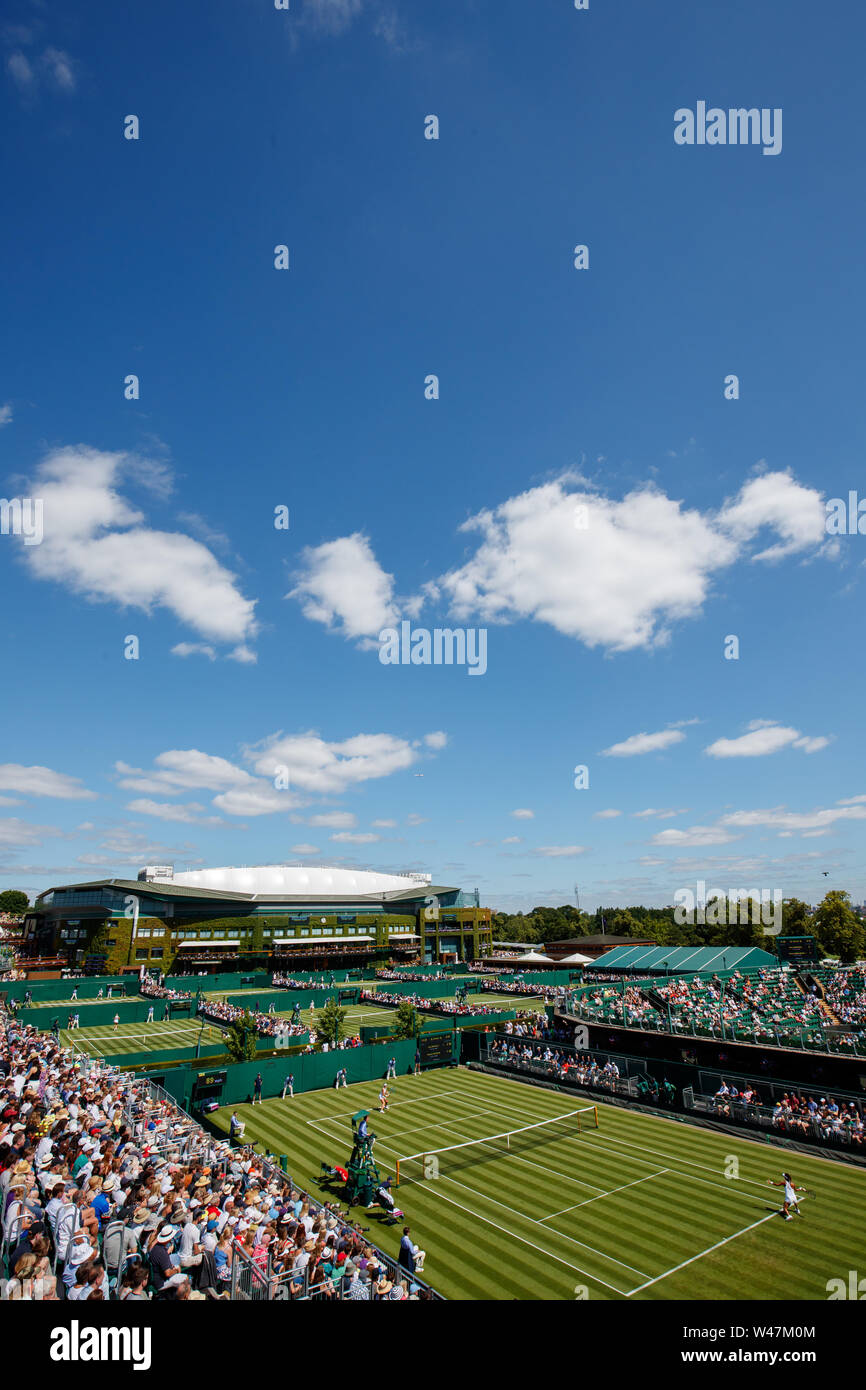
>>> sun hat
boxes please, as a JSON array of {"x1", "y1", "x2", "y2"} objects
[{"x1": 156, "y1": 1225, "x2": 177, "y2": 1243}]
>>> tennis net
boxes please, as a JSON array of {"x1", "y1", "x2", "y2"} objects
[{"x1": 394, "y1": 1104, "x2": 598, "y2": 1185}]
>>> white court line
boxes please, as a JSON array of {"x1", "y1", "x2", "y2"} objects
[
  {"x1": 579, "y1": 1132, "x2": 777, "y2": 1203},
  {"x1": 444, "y1": 1075, "x2": 773, "y2": 1206},
  {"x1": 432, "y1": 1119, "x2": 607, "y2": 1195},
  {"x1": 624, "y1": 1208, "x2": 788, "y2": 1297},
  {"x1": 348, "y1": 1105, "x2": 519, "y2": 1146},
  {"x1": 302, "y1": 1088, "x2": 469, "y2": 1127},
  {"x1": 540, "y1": 1170, "x2": 668, "y2": 1222},
  {"x1": 371, "y1": 1131, "x2": 650, "y2": 1280},
  {"x1": 375, "y1": 1173, "x2": 629, "y2": 1298},
  {"x1": 462, "y1": 1067, "x2": 844, "y2": 1188}
]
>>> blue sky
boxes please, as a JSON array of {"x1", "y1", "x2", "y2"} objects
[{"x1": 2, "y1": 0, "x2": 865, "y2": 913}]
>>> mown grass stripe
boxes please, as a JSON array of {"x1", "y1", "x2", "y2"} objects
[{"x1": 209, "y1": 1067, "x2": 865, "y2": 1300}]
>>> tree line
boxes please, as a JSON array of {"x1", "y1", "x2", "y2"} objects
[{"x1": 490, "y1": 891, "x2": 865, "y2": 963}]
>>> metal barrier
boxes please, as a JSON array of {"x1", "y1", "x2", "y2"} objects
[
  {"x1": 112, "y1": 1077, "x2": 444, "y2": 1300},
  {"x1": 683, "y1": 1086, "x2": 864, "y2": 1150},
  {"x1": 570, "y1": 1001, "x2": 865, "y2": 1057},
  {"x1": 483, "y1": 1035, "x2": 654, "y2": 1104}
]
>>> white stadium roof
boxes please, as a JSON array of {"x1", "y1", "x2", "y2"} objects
[{"x1": 142, "y1": 864, "x2": 433, "y2": 897}]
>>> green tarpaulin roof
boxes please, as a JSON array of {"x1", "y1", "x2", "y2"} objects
[{"x1": 586, "y1": 944, "x2": 778, "y2": 974}]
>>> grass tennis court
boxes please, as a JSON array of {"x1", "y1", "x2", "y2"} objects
[
  {"x1": 56, "y1": 1002, "x2": 402, "y2": 1059},
  {"x1": 59, "y1": 1017, "x2": 227, "y2": 1057},
  {"x1": 24, "y1": 993, "x2": 133, "y2": 1010},
  {"x1": 444, "y1": 990, "x2": 546, "y2": 1013},
  {"x1": 210, "y1": 1066, "x2": 866, "y2": 1301}
]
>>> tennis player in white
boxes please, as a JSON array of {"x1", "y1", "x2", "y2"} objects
[{"x1": 768, "y1": 1171, "x2": 804, "y2": 1220}]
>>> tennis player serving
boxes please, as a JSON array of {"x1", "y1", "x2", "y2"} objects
[{"x1": 767, "y1": 1171, "x2": 806, "y2": 1220}]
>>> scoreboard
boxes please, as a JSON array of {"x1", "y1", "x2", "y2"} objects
[
  {"x1": 191, "y1": 1068, "x2": 227, "y2": 1102},
  {"x1": 777, "y1": 935, "x2": 819, "y2": 965},
  {"x1": 418, "y1": 1033, "x2": 454, "y2": 1065}
]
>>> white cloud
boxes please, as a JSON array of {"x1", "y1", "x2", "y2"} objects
[
  {"x1": 15, "y1": 446, "x2": 257, "y2": 651},
  {"x1": 76, "y1": 822, "x2": 200, "y2": 867},
  {"x1": 511, "y1": 808, "x2": 534, "y2": 819},
  {"x1": 41, "y1": 47, "x2": 76, "y2": 92},
  {"x1": 117, "y1": 749, "x2": 257, "y2": 796},
  {"x1": 406, "y1": 813, "x2": 427, "y2": 826},
  {"x1": 303, "y1": 472, "x2": 828, "y2": 656},
  {"x1": 632, "y1": 808, "x2": 686, "y2": 819},
  {"x1": 300, "y1": 0, "x2": 364, "y2": 36},
  {"x1": 290, "y1": 843, "x2": 321, "y2": 855},
  {"x1": 532, "y1": 845, "x2": 588, "y2": 858},
  {"x1": 0, "y1": 765, "x2": 96, "y2": 800},
  {"x1": 650, "y1": 824, "x2": 740, "y2": 848},
  {"x1": 330, "y1": 831, "x2": 381, "y2": 844},
  {"x1": 6, "y1": 52, "x2": 34, "y2": 90},
  {"x1": 293, "y1": 0, "x2": 411, "y2": 51},
  {"x1": 719, "y1": 805, "x2": 866, "y2": 834},
  {"x1": 244, "y1": 730, "x2": 422, "y2": 794},
  {"x1": 0, "y1": 404, "x2": 13, "y2": 427},
  {"x1": 0, "y1": 818, "x2": 63, "y2": 849},
  {"x1": 287, "y1": 534, "x2": 398, "y2": 643},
  {"x1": 593, "y1": 809, "x2": 622, "y2": 819},
  {"x1": 501, "y1": 835, "x2": 522, "y2": 844},
  {"x1": 436, "y1": 479, "x2": 741, "y2": 652},
  {"x1": 792, "y1": 735, "x2": 831, "y2": 754},
  {"x1": 716, "y1": 470, "x2": 826, "y2": 562},
  {"x1": 601, "y1": 729, "x2": 685, "y2": 758},
  {"x1": 372, "y1": 819, "x2": 397, "y2": 828},
  {"x1": 126, "y1": 799, "x2": 222, "y2": 825},
  {"x1": 212, "y1": 786, "x2": 300, "y2": 817},
  {"x1": 705, "y1": 722, "x2": 830, "y2": 759},
  {"x1": 172, "y1": 643, "x2": 217, "y2": 662},
  {"x1": 307, "y1": 812, "x2": 357, "y2": 829},
  {"x1": 424, "y1": 731, "x2": 448, "y2": 750}
]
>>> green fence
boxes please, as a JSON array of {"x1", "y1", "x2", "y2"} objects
[
  {"x1": 160, "y1": 1038, "x2": 420, "y2": 1110},
  {"x1": 165, "y1": 967, "x2": 379, "y2": 993},
  {"x1": 216, "y1": 989, "x2": 306, "y2": 1012},
  {"x1": 2, "y1": 974, "x2": 136, "y2": 1004},
  {"x1": 30, "y1": 998, "x2": 171, "y2": 1029},
  {"x1": 63, "y1": 1029, "x2": 311, "y2": 1073},
  {"x1": 86, "y1": 1041, "x2": 228, "y2": 1070},
  {"x1": 365, "y1": 979, "x2": 461, "y2": 1001},
  {"x1": 166, "y1": 970, "x2": 272, "y2": 993},
  {"x1": 450, "y1": 1010, "x2": 519, "y2": 1030},
  {"x1": 268, "y1": 986, "x2": 363, "y2": 1009}
]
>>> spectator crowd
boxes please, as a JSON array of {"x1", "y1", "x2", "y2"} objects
[{"x1": 0, "y1": 1012, "x2": 436, "y2": 1302}]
